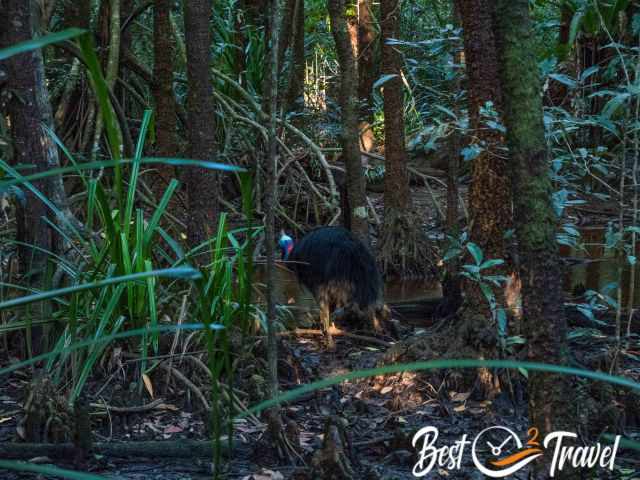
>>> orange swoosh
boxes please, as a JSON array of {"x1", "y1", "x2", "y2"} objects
[{"x1": 490, "y1": 448, "x2": 543, "y2": 467}]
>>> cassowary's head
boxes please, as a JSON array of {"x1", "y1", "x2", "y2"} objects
[{"x1": 278, "y1": 231, "x2": 294, "y2": 260}]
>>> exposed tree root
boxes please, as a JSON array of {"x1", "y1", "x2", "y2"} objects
[
  {"x1": 378, "y1": 209, "x2": 437, "y2": 279},
  {"x1": 311, "y1": 416, "x2": 355, "y2": 479}
]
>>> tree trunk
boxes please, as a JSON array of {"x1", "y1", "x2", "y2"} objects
[
  {"x1": 357, "y1": 0, "x2": 377, "y2": 152},
  {"x1": 377, "y1": 0, "x2": 431, "y2": 278},
  {"x1": 153, "y1": 0, "x2": 177, "y2": 162},
  {"x1": 91, "y1": 0, "x2": 122, "y2": 161},
  {"x1": 284, "y1": 0, "x2": 305, "y2": 111},
  {"x1": 0, "y1": 0, "x2": 75, "y2": 354},
  {"x1": 494, "y1": 1, "x2": 577, "y2": 476},
  {"x1": 328, "y1": 0, "x2": 369, "y2": 244},
  {"x1": 456, "y1": 0, "x2": 512, "y2": 312},
  {"x1": 380, "y1": 0, "x2": 408, "y2": 213},
  {"x1": 183, "y1": 0, "x2": 220, "y2": 248},
  {"x1": 1, "y1": 0, "x2": 55, "y2": 275}
]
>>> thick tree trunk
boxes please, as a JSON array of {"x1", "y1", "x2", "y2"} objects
[
  {"x1": 494, "y1": 1, "x2": 577, "y2": 476},
  {"x1": 456, "y1": 0, "x2": 512, "y2": 312},
  {"x1": 153, "y1": 0, "x2": 177, "y2": 162},
  {"x1": 328, "y1": 0, "x2": 369, "y2": 244},
  {"x1": 183, "y1": 0, "x2": 220, "y2": 248},
  {"x1": 377, "y1": 0, "x2": 431, "y2": 278},
  {"x1": 357, "y1": 0, "x2": 377, "y2": 152},
  {"x1": 1, "y1": 0, "x2": 56, "y2": 275},
  {"x1": 380, "y1": 0, "x2": 408, "y2": 213},
  {"x1": 0, "y1": 0, "x2": 78, "y2": 354}
]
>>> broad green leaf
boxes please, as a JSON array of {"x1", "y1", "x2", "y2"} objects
[{"x1": 466, "y1": 242, "x2": 483, "y2": 265}]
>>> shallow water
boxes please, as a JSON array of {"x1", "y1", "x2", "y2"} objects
[
  {"x1": 253, "y1": 262, "x2": 442, "y2": 323},
  {"x1": 560, "y1": 227, "x2": 640, "y2": 307}
]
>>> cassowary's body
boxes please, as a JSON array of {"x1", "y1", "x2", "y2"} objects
[{"x1": 286, "y1": 227, "x2": 388, "y2": 346}]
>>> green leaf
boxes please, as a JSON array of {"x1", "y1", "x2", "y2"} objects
[
  {"x1": 479, "y1": 259, "x2": 504, "y2": 270},
  {"x1": 434, "y1": 104, "x2": 458, "y2": 120},
  {"x1": 549, "y1": 73, "x2": 577, "y2": 89},
  {"x1": 0, "y1": 28, "x2": 86, "y2": 60},
  {"x1": 568, "y1": 8, "x2": 585, "y2": 45},
  {"x1": 579, "y1": 65, "x2": 599, "y2": 83},
  {"x1": 373, "y1": 74, "x2": 399, "y2": 89},
  {"x1": 466, "y1": 242, "x2": 483, "y2": 265}
]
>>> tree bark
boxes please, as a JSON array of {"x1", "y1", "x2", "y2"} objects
[
  {"x1": 456, "y1": 0, "x2": 512, "y2": 317},
  {"x1": 0, "y1": 0, "x2": 80, "y2": 354},
  {"x1": 380, "y1": 0, "x2": 408, "y2": 213},
  {"x1": 153, "y1": 0, "x2": 177, "y2": 161},
  {"x1": 377, "y1": 0, "x2": 431, "y2": 278},
  {"x1": 328, "y1": 0, "x2": 369, "y2": 244},
  {"x1": 493, "y1": 1, "x2": 577, "y2": 476},
  {"x1": 183, "y1": 0, "x2": 220, "y2": 248},
  {"x1": 357, "y1": 0, "x2": 377, "y2": 151},
  {"x1": 0, "y1": 0, "x2": 57, "y2": 275},
  {"x1": 284, "y1": 0, "x2": 305, "y2": 110}
]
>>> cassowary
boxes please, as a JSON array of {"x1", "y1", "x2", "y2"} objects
[{"x1": 279, "y1": 226, "x2": 389, "y2": 348}]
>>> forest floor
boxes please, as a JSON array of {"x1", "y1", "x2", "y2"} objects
[{"x1": 1, "y1": 315, "x2": 638, "y2": 479}]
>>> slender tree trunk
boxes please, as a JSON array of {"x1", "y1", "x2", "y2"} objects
[
  {"x1": 284, "y1": 0, "x2": 305, "y2": 110},
  {"x1": 53, "y1": 0, "x2": 91, "y2": 135},
  {"x1": 153, "y1": 0, "x2": 177, "y2": 161},
  {"x1": 494, "y1": 1, "x2": 577, "y2": 476},
  {"x1": 328, "y1": 0, "x2": 369, "y2": 244},
  {"x1": 91, "y1": 0, "x2": 122, "y2": 160},
  {"x1": 357, "y1": 0, "x2": 377, "y2": 151},
  {"x1": 264, "y1": 0, "x2": 297, "y2": 460},
  {"x1": 183, "y1": 0, "x2": 220, "y2": 248}
]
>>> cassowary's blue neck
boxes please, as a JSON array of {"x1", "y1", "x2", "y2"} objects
[{"x1": 278, "y1": 233, "x2": 294, "y2": 259}]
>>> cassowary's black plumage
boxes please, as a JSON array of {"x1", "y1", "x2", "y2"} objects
[
  {"x1": 289, "y1": 227, "x2": 381, "y2": 309},
  {"x1": 286, "y1": 227, "x2": 388, "y2": 345}
]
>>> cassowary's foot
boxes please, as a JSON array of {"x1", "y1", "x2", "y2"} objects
[
  {"x1": 311, "y1": 416, "x2": 356, "y2": 479},
  {"x1": 319, "y1": 304, "x2": 336, "y2": 351},
  {"x1": 266, "y1": 409, "x2": 303, "y2": 464}
]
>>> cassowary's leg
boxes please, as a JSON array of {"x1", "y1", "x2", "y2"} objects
[{"x1": 319, "y1": 299, "x2": 335, "y2": 350}]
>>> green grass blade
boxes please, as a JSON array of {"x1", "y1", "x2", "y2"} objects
[
  {"x1": 0, "y1": 28, "x2": 87, "y2": 60},
  {"x1": 124, "y1": 110, "x2": 152, "y2": 236},
  {"x1": 245, "y1": 359, "x2": 640, "y2": 416},
  {"x1": 0, "y1": 323, "x2": 222, "y2": 377},
  {"x1": 0, "y1": 158, "x2": 244, "y2": 190},
  {"x1": 0, "y1": 160, "x2": 84, "y2": 244},
  {"x1": 145, "y1": 260, "x2": 159, "y2": 353},
  {"x1": 143, "y1": 179, "x2": 178, "y2": 250},
  {"x1": 0, "y1": 268, "x2": 202, "y2": 310},
  {"x1": 0, "y1": 460, "x2": 105, "y2": 480}
]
